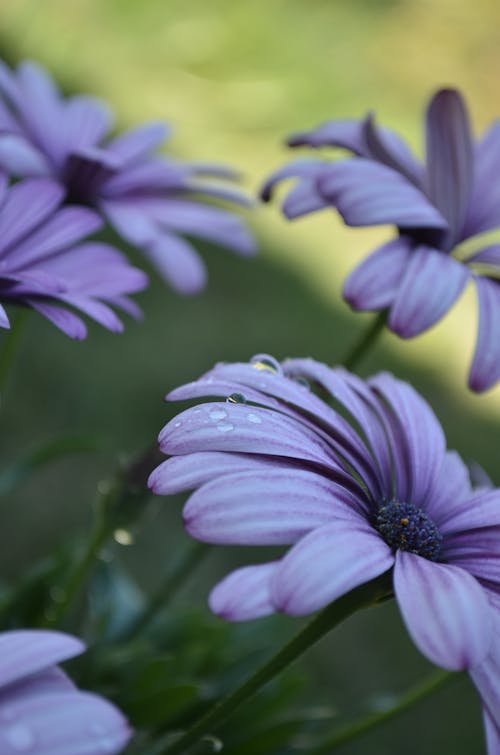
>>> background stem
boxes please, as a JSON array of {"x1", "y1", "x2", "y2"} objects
[{"x1": 341, "y1": 311, "x2": 387, "y2": 371}]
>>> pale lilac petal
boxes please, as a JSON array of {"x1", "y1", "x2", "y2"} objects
[
  {"x1": 361, "y1": 114, "x2": 422, "y2": 184},
  {"x1": 0, "y1": 668, "x2": 75, "y2": 706},
  {"x1": 271, "y1": 520, "x2": 393, "y2": 615},
  {"x1": 25, "y1": 300, "x2": 87, "y2": 340},
  {"x1": 15, "y1": 61, "x2": 63, "y2": 164},
  {"x1": 145, "y1": 233, "x2": 207, "y2": 294},
  {"x1": 106, "y1": 122, "x2": 169, "y2": 164},
  {"x1": 469, "y1": 277, "x2": 500, "y2": 393},
  {"x1": 369, "y1": 372, "x2": 446, "y2": 508},
  {"x1": 482, "y1": 708, "x2": 500, "y2": 755},
  {"x1": 0, "y1": 691, "x2": 131, "y2": 755},
  {"x1": 343, "y1": 237, "x2": 412, "y2": 311},
  {"x1": 286, "y1": 119, "x2": 367, "y2": 152},
  {"x1": 102, "y1": 159, "x2": 187, "y2": 196},
  {"x1": 470, "y1": 618, "x2": 500, "y2": 732},
  {"x1": 317, "y1": 159, "x2": 447, "y2": 229},
  {"x1": 394, "y1": 552, "x2": 492, "y2": 670},
  {"x1": 8, "y1": 206, "x2": 102, "y2": 269},
  {"x1": 0, "y1": 631, "x2": 84, "y2": 689},
  {"x1": 0, "y1": 179, "x2": 64, "y2": 256},
  {"x1": 57, "y1": 296, "x2": 123, "y2": 333},
  {"x1": 437, "y1": 490, "x2": 500, "y2": 535},
  {"x1": 465, "y1": 121, "x2": 500, "y2": 236},
  {"x1": 62, "y1": 96, "x2": 113, "y2": 155},
  {"x1": 425, "y1": 89, "x2": 473, "y2": 239},
  {"x1": 388, "y1": 246, "x2": 469, "y2": 337},
  {"x1": 281, "y1": 179, "x2": 329, "y2": 218},
  {"x1": 0, "y1": 304, "x2": 9, "y2": 328},
  {"x1": 0, "y1": 134, "x2": 50, "y2": 176},
  {"x1": 209, "y1": 562, "x2": 278, "y2": 621},
  {"x1": 423, "y1": 450, "x2": 472, "y2": 524},
  {"x1": 102, "y1": 199, "x2": 158, "y2": 246},
  {"x1": 183, "y1": 468, "x2": 362, "y2": 545},
  {"x1": 443, "y1": 530, "x2": 500, "y2": 587}
]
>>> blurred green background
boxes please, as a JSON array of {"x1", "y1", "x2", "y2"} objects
[{"x1": 0, "y1": 0, "x2": 499, "y2": 752}]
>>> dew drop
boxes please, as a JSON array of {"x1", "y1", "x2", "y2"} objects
[
  {"x1": 5, "y1": 724, "x2": 35, "y2": 751},
  {"x1": 246, "y1": 413, "x2": 262, "y2": 424},
  {"x1": 226, "y1": 392, "x2": 246, "y2": 404},
  {"x1": 174, "y1": 421, "x2": 182, "y2": 428},
  {"x1": 209, "y1": 408, "x2": 228, "y2": 421},
  {"x1": 250, "y1": 354, "x2": 281, "y2": 374},
  {"x1": 216, "y1": 422, "x2": 234, "y2": 433}
]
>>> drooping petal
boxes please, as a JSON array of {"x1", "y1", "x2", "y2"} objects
[
  {"x1": 317, "y1": 159, "x2": 448, "y2": 229},
  {"x1": 24, "y1": 300, "x2": 87, "y2": 340},
  {"x1": 271, "y1": 519, "x2": 393, "y2": 615},
  {"x1": 0, "y1": 631, "x2": 84, "y2": 689},
  {"x1": 369, "y1": 372, "x2": 446, "y2": 509},
  {"x1": 0, "y1": 691, "x2": 131, "y2": 755},
  {"x1": 388, "y1": 246, "x2": 469, "y2": 337},
  {"x1": 362, "y1": 114, "x2": 423, "y2": 185},
  {"x1": 145, "y1": 233, "x2": 207, "y2": 294},
  {"x1": 183, "y1": 468, "x2": 363, "y2": 545},
  {"x1": 469, "y1": 276, "x2": 500, "y2": 392},
  {"x1": 0, "y1": 668, "x2": 75, "y2": 706},
  {"x1": 209, "y1": 562, "x2": 278, "y2": 621},
  {"x1": 394, "y1": 551, "x2": 492, "y2": 671},
  {"x1": 343, "y1": 237, "x2": 412, "y2": 311},
  {"x1": 286, "y1": 119, "x2": 367, "y2": 152},
  {"x1": 260, "y1": 159, "x2": 328, "y2": 203},
  {"x1": 0, "y1": 179, "x2": 64, "y2": 257},
  {"x1": 0, "y1": 134, "x2": 50, "y2": 177},
  {"x1": 425, "y1": 89, "x2": 473, "y2": 242}
]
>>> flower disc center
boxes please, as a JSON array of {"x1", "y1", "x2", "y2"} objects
[{"x1": 376, "y1": 500, "x2": 442, "y2": 561}]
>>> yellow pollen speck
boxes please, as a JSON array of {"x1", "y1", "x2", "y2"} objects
[{"x1": 400, "y1": 518, "x2": 409, "y2": 525}]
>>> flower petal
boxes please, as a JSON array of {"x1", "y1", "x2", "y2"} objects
[
  {"x1": 425, "y1": 89, "x2": 473, "y2": 240},
  {"x1": 0, "y1": 134, "x2": 50, "y2": 177},
  {"x1": 183, "y1": 468, "x2": 362, "y2": 545},
  {"x1": 0, "y1": 631, "x2": 84, "y2": 688},
  {"x1": 388, "y1": 246, "x2": 469, "y2": 337},
  {"x1": 469, "y1": 276, "x2": 500, "y2": 393},
  {"x1": 25, "y1": 300, "x2": 87, "y2": 339},
  {"x1": 482, "y1": 707, "x2": 500, "y2": 755},
  {"x1": 394, "y1": 551, "x2": 492, "y2": 670},
  {"x1": 62, "y1": 95, "x2": 113, "y2": 155},
  {"x1": 209, "y1": 562, "x2": 279, "y2": 621},
  {"x1": 271, "y1": 519, "x2": 393, "y2": 615},
  {"x1": 0, "y1": 690, "x2": 131, "y2": 755},
  {"x1": 317, "y1": 158, "x2": 447, "y2": 229},
  {"x1": 470, "y1": 618, "x2": 500, "y2": 732},
  {"x1": 260, "y1": 159, "x2": 328, "y2": 203},
  {"x1": 106, "y1": 122, "x2": 169, "y2": 164},
  {"x1": 343, "y1": 237, "x2": 412, "y2": 311},
  {"x1": 0, "y1": 304, "x2": 10, "y2": 328},
  {"x1": 464, "y1": 121, "x2": 500, "y2": 236},
  {"x1": 0, "y1": 179, "x2": 64, "y2": 256},
  {"x1": 286, "y1": 119, "x2": 367, "y2": 152},
  {"x1": 423, "y1": 450, "x2": 472, "y2": 525},
  {"x1": 145, "y1": 233, "x2": 207, "y2": 294}
]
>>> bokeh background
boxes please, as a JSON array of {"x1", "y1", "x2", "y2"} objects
[{"x1": 0, "y1": 0, "x2": 499, "y2": 752}]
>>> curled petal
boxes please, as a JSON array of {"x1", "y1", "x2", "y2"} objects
[
  {"x1": 343, "y1": 237, "x2": 412, "y2": 311},
  {"x1": 0, "y1": 631, "x2": 84, "y2": 689},
  {"x1": 209, "y1": 562, "x2": 278, "y2": 621}
]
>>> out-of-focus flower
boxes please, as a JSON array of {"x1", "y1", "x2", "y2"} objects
[
  {"x1": 262, "y1": 90, "x2": 500, "y2": 392},
  {"x1": 0, "y1": 629, "x2": 131, "y2": 753},
  {"x1": 0, "y1": 175, "x2": 147, "y2": 338},
  {"x1": 149, "y1": 355, "x2": 500, "y2": 752},
  {"x1": 0, "y1": 60, "x2": 256, "y2": 295}
]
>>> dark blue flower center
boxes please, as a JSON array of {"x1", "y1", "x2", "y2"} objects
[{"x1": 376, "y1": 500, "x2": 442, "y2": 561}]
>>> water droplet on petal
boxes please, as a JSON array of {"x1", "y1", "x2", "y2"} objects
[
  {"x1": 246, "y1": 413, "x2": 262, "y2": 424},
  {"x1": 216, "y1": 422, "x2": 234, "y2": 433},
  {"x1": 174, "y1": 421, "x2": 182, "y2": 428},
  {"x1": 209, "y1": 408, "x2": 228, "y2": 421},
  {"x1": 5, "y1": 724, "x2": 35, "y2": 751},
  {"x1": 250, "y1": 354, "x2": 281, "y2": 374},
  {"x1": 226, "y1": 392, "x2": 246, "y2": 404}
]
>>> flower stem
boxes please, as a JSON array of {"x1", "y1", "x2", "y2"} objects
[
  {"x1": 119, "y1": 541, "x2": 209, "y2": 641},
  {"x1": 0, "y1": 309, "x2": 28, "y2": 399},
  {"x1": 160, "y1": 574, "x2": 393, "y2": 755},
  {"x1": 341, "y1": 311, "x2": 387, "y2": 371},
  {"x1": 308, "y1": 668, "x2": 454, "y2": 753}
]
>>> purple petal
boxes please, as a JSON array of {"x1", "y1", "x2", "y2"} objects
[
  {"x1": 62, "y1": 96, "x2": 113, "y2": 155},
  {"x1": 57, "y1": 296, "x2": 123, "y2": 333},
  {"x1": 0, "y1": 631, "x2": 84, "y2": 689},
  {"x1": 145, "y1": 233, "x2": 207, "y2": 294},
  {"x1": 271, "y1": 519, "x2": 393, "y2": 615},
  {"x1": 394, "y1": 551, "x2": 492, "y2": 670},
  {"x1": 286, "y1": 119, "x2": 367, "y2": 152},
  {"x1": 281, "y1": 179, "x2": 330, "y2": 218},
  {"x1": 317, "y1": 159, "x2": 448, "y2": 229},
  {"x1": 15, "y1": 62, "x2": 63, "y2": 165},
  {"x1": 362, "y1": 114, "x2": 423, "y2": 185},
  {"x1": 466, "y1": 245, "x2": 500, "y2": 270},
  {"x1": 8, "y1": 206, "x2": 102, "y2": 269},
  {"x1": 0, "y1": 304, "x2": 10, "y2": 328},
  {"x1": 388, "y1": 246, "x2": 469, "y2": 337},
  {"x1": 464, "y1": 121, "x2": 500, "y2": 236},
  {"x1": 0, "y1": 691, "x2": 131, "y2": 755},
  {"x1": 423, "y1": 451, "x2": 472, "y2": 525},
  {"x1": 63, "y1": 149, "x2": 118, "y2": 199},
  {"x1": 369, "y1": 372, "x2": 446, "y2": 509},
  {"x1": 25, "y1": 300, "x2": 87, "y2": 339},
  {"x1": 425, "y1": 89, "x2": 473, "y2": 241},
  {"x1": 260, "y1": 159, "x2": 327, "y2": 203},
  {"x1": 148, "y1": 451, "x2": 287, "y2": 495},
  {"x1": 343, "y1": 237, "x2": 412, "y2": 311},
  {"x1": 437, "y1": 489, "x2": 500, "y2": 535},
  {"x1": 0, "y1": 179, "x2": 65, "y2": 256},
  {"x1": 183, "y1": 468, "x2": 362, "y2": 545},
  {"x1": 209, "y1": 562, "x2": 278, "y2": 621},
  {"x1": 0, "y1": 668, "x2": 75, "y2": 706},
  {"x1": 102, "y1": 159, "x2": 187, "y2": 196},
  {"x1": 0, "y1": 134, "x2": 50, "y2": 177},
  {"x1": 470, "y1": 618, "x2": 500, "y2": 733},
  {"x1": 482, "y1": 708, "x2": 500, "y2": 755},
  {"x1": 106, "y1": 122, "x2": 169, "y2": 164},
  {"x1": 469, "y1": 277, "x2": 500, "y2": 393}
]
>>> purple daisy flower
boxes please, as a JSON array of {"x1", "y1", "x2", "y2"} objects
[
  {"x1": 261, "y1": 90, "x2": 500, "y2": 392},
  {"x1": 0, "y1": 174, "x2": 147, "y2": 338},
  {"x1": 0, "y1": 59, "x2": 256, "y2": 295},
  {"x1": 0, "y1": 629, "x2": 131, "y2": 753},
  {"x1": 149, "y1": 355, "x2": 500, "y2": 752}
]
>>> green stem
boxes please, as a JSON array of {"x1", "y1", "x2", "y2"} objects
[
  {"x1": 0, "y1": 309, "x2": 28, "y2": 398},
  {"x1": 308, "y1": 668, "x2": 454, "y2": 754},
  {"x1": 119, "y1": 541, "x2": 209, "y2": 641},
  {"x1": 160, "y1": 575, "x2": 393, "y2": 755},
  {"x1": 341, "y1": 311, "x2": 387, "y2": 371}
]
